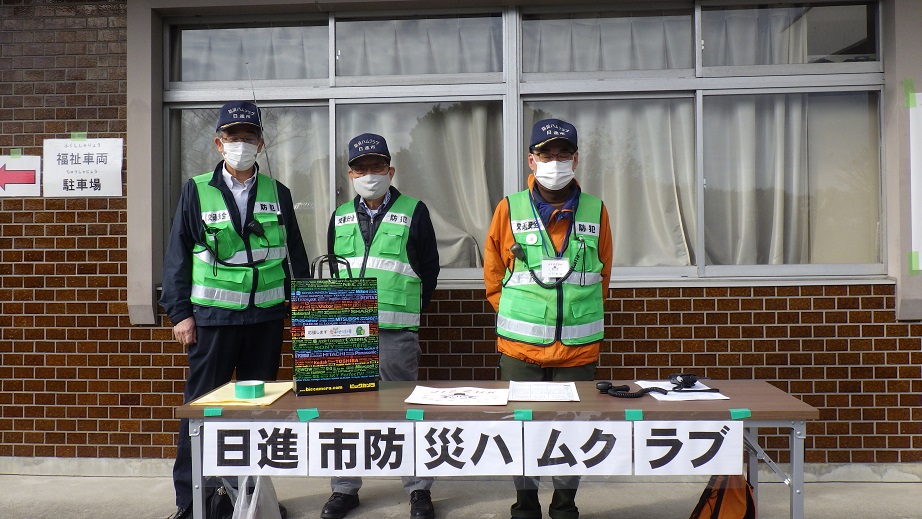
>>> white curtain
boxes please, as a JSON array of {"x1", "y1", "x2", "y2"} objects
[
  {"x1": 335, "y1": 17, "x2": 502, "y2": 76},
  {"x1": 336, "y1": 102, "x2": 503, "y2": 268},
  {"x1": 523, "y1": 14, "x2": 692, "y2": 72},
  {"x1": 703, "y1": 95, "x2": 809, "y2": 265},
  {"x1": 180, "y1": 26, "x2": 328, "y2": 81},
  {"x1": 702, "y1": 7, "x2": 809, "y2": 66},
  {"x1": 702, "y1": 8, "x2": 813, "y2": 265}
]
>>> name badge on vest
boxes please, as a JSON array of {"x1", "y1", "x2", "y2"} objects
[{"x1": 541, "y1": 257, "x2": 570, "y2": 281}]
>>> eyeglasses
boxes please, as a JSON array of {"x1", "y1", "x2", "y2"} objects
[
  {"x1": 533, "y1": 150, "x2": 574, "y2": 163},
  {"x1": 350, "y1": 163, "x2": 390, "y2": 175},
  {"x1": 221, "y1": 136, "x2": 261, "y2": 145}
]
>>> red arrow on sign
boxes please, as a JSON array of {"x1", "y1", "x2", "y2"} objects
[{"x1": 0, "y1": 164, "x2": 37, "y2": 190}]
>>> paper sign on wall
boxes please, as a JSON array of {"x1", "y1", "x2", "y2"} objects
[
  {"x1": 0, "y1": 155, "x2": 41, "y2": 197},
  {"x1": 42, "y1": 138, "x2": 123, "y2": 197}
]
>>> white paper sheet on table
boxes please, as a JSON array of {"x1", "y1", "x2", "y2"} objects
[
  {"x1": 507, "y1": 381, "x2": 580, "y2": 401},
  {"x1": 404, "y1": 386, "x2": 510, "y2": 405},
  {"x1": 635, "y1": 380, "x2": 730, "y2": 401}
]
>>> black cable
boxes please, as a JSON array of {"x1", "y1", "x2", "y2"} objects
[{"x1": 596, "y1": 381, "x2": 670, "y2": 399}]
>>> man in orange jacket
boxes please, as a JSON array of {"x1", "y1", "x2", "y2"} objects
[{"x1": 483, "y1": 118, "x2": 613, "y2": 519}]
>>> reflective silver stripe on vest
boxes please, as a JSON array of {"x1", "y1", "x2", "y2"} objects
[
  {"x1": 194, "y1": 246, "x2": 286, "y2": 266},
  {"x1": 560, "y1": 319, "x2": 604, "y2": 341},
  {"x1": 379, "y1": 310, "x2": 421, "y2": 327},
  {"x1": 498, "y1": 315, "x2": 604, "y2": 343},
  {"x1": 254, "y1": 286, "x2": 286, "y2": 305},
  {"x1": 191, "y1": 285, "x2": 249, "y2": 306},
  {"x1": 345, "y1": 256, "x2": 419, "y2": 279},
  {"x1": 497, "y1": 315, "x2": 555, "y2": 342},
  {"x1": 503, "y1": 271, "x2": 604, "y2": 287}
]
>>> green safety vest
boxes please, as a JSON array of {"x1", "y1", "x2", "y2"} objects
[
  {"x1": 190, "y1": 172, "x2": 288, "y2": 310},
  {"x1": 496, "y1": 189, "x2": 605, "y2": 345},
  {"x1": 333, "y1": 195, "x2": 422, "y2": 330}
]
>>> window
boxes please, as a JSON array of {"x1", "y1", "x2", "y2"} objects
[
  {"x1": 522, "y1": 9, "x2": 693, "y2": 73},
  {"x1": 335, "y1": 15, "x2": 503, "y2": 77},
  {"x1": 335, "y1": 101, "x2": 504, "y2": 267},
  {"x1": 702, "y1": 91, "x2": 880, "y2": 266},
  {"x1": 701, "y1": 3, "x2": 879, "y2": 67},
  {"x1": 172, "y1": 23, "x2": 329, "y2": 81},
  {"x1": 131, "y1": 1, "x2": 884, "y2": 323}
]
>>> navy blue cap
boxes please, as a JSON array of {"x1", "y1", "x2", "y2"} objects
[
  {"x1": 530, "y1": 118, "x2": 578, "y2": 151},
  {"x1": 348, "y1": 133, "x2": 391, "y2": 165},
  {"x1": 216, "y1": 101, "x2": 262, "y2": 132}
]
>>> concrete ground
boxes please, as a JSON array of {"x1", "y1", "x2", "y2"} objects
[{"x1": 1, "y1": 474, "x2": 918, "y2": 519}]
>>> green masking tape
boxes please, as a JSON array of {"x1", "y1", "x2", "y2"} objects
[
  {"x1": 730, "y1": 408, "x2": 752, "y2": 420},
  {"x1": 514, "y1": 409, "x2": 533, "y2": 421},
  {"x1": 10, "y1": 149, "x2": 22, "y2": 158},
  {"x1": 203, "y1": 407, "x2": 223, "y2": 417},
  {"x1": 904, "y1": 79, "x2": 917, "y2": 108},
  {"x1": 70, "y1": 131, "x2": 87, "y2": 141},
  {"x1": 406, "y1": 409, "x2": 424, "y2": 421},
  {"x1": 235, "y1": 380, "x2": 265, "y2": 399},
  {"x1": 910, "y1": 251, "x2": 920, "y2": 275},
  {"x1": 625, "y1": 409, "x2": 644, "y2": 421},
  {"x1": 297, "y1": 408, "x2": 319, "y2": 422}
]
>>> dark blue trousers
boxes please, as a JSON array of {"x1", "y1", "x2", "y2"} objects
[{"x1": 172, "y1": 320, "x2": 284, "y2": 508}]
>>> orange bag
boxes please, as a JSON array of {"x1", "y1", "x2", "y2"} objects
[{"x1": 688, "y1": 474, "x2": 756, "y2": 519}]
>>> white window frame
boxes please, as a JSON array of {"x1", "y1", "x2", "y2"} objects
[{"x1": 127, "y1": 0, "x2": 906, "y2": 325}]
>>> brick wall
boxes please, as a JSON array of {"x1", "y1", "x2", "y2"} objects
[
  {"x1": 422, "y1": 286, "x2": 922, "y2": 464},
  {"x1": 1, "y1": 1, "x2": 920, "y2": 467}
]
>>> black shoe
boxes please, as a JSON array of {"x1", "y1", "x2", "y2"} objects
[
  {"x1": 321, "y1": 492, "x2": 360, "y2": 519},
  {"x1": 165, "y1": 507, "x2": 191, "y2": 519},
  {"x1": 278, "y1": 504, "x2": 288, "y2": 519},
  {"x1": 410, "y1": 489, "x2": 435, "y2": 519}
]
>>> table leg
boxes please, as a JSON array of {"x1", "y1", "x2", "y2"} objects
[
  {"x1": 745, "y1": 426, "x2": 760, "y2": 513},
  {"x1": 789, "y1": 420, "x2": 807, "y2": 519},
  {"x1": 191, "y1": 419, "x2": 204, "y2": 519}
]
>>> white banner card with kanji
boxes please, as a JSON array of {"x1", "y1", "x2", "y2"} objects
[
  {"x1": 203, "y1": 422, "x2": 309, "y2": 476},
  {"x1": 523, "y1": 421, "x2": 633, "y2": 476},
  {"x1": 308, "y1": 421, "x2": 415, "y2": 476},
  {"x1": 633, "y1": 421, "x2": 743, "y2": 476},
  {"x1": 415, "y1": 421, "x2": 523, "y2": 477}
]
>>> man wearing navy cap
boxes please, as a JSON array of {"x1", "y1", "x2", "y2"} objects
[
  {"x1": 160, "y1": 101, "x2": 311, "y2": 519},
  {"x1": 321, "y1": 133, "x2": 440, "y2": 519},
  {"x1": 483, "y1": 119, "x2": 613, "y2": 519}
]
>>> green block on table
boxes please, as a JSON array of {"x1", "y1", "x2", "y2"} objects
[
  {"x1": 730, "y1": 408, "x2": 752, "y2": 419},
  {"x1": 297, "y1": 408, "x2": 319, "y2": 421},
  {"x1": 625, "y1": 409, "x2": 643, "y2": 421}
]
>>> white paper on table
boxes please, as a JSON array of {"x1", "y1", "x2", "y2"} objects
[
  {"x1": 635, "y1": 380, "x2": 730, "y2": 401},
  {"x1": 404, "y1": 385, "x2": 510, "y2": 405},
  {"x1": 507, "y1": 381, "x2": 580, "y2": 402}
]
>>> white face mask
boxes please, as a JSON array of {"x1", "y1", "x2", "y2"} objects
[
  {"x1": 222, "y1": 141, "x2": 259, "y2": 171},
  {"x1": 352, "y1": 173, "x2": 391, "y2": 200},
  {"x1": 534, "y1": 160, "x2": 575, "y2": 191}
]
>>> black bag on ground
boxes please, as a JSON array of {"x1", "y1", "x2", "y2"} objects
[
  {"x1": 205, "y1": 484, "x2": 234, "y2": 519},
  {"x1": 688, "y1": 474, "x2": 756, "y2": 519}
]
